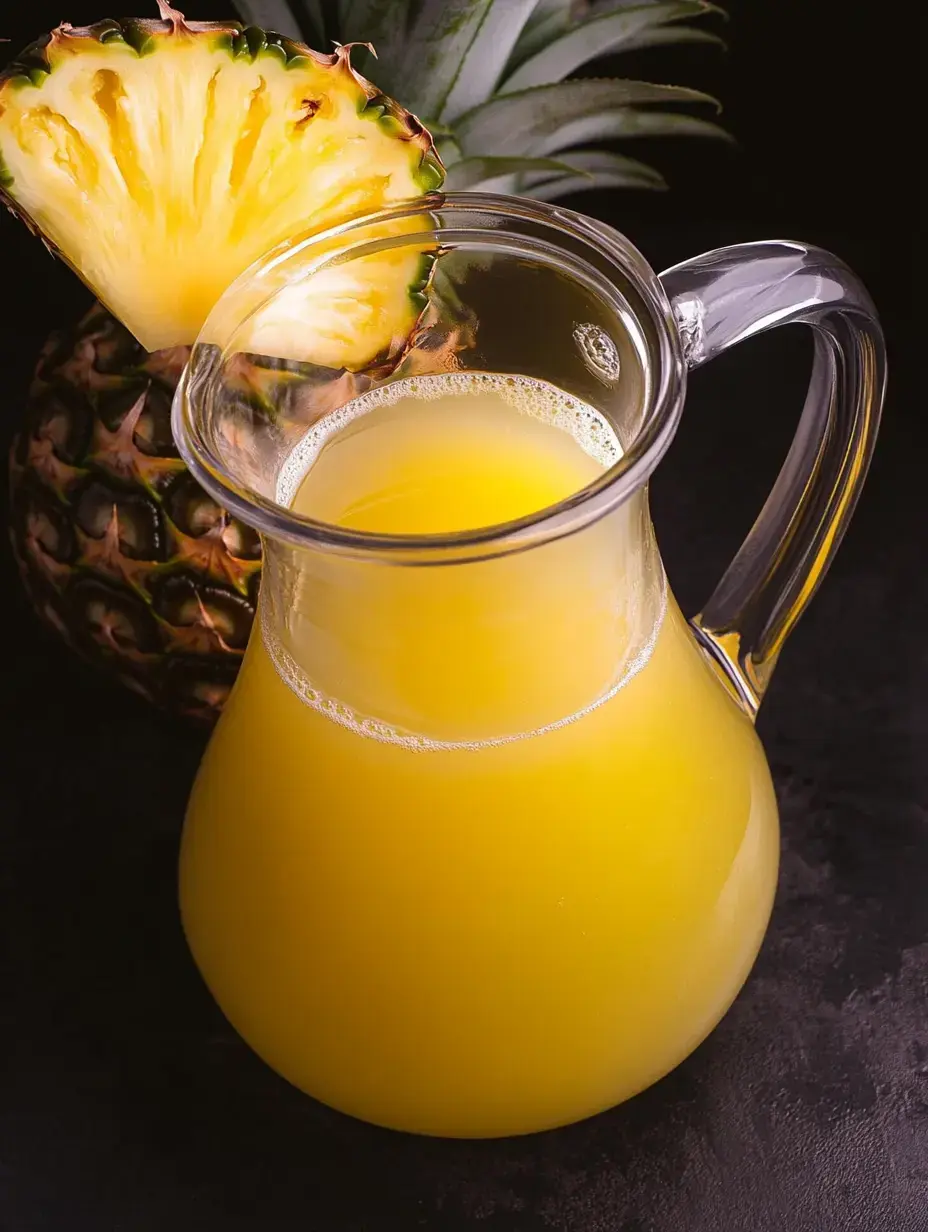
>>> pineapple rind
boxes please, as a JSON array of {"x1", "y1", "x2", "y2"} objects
[{"x1": 9, "y1": 303, "x2": 267, "y2": 720}]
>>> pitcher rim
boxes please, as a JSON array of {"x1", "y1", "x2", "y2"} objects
[{"x1": 172, "y1": 192, "x2": 687, "y2": 563}]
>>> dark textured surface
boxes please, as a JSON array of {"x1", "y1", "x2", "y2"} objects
[{"x1": 0, "y1": 2, "x2": 923, "y2": 1230}]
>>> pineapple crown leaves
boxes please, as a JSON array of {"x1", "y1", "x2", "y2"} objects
[{"x1": 234, "y1": 0, "x2": 730, "y2": 199}]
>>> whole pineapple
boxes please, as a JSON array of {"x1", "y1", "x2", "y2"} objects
[
  {"x1": 7, "y1": 0, "x2": 726, "y2": 720},
  {"x1": 10, "y1": 305, "x2": 262, "y2": 719}
]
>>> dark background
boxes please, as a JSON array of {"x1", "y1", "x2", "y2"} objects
[{"x1": 0, "y1": 3, "x2": 923, "y2": 1230}]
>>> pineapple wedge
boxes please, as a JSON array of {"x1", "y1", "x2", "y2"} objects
[{"x1": 0, "y1": 4, "x2": 443, "y2": 366}]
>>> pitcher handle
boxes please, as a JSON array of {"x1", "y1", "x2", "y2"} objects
[{"x1": 657, "y1": 241, "x2": 886, "y2": 716}]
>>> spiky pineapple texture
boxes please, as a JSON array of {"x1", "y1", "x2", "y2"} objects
[
  {"x1": 10, "y1": 305, "x2": 262, "y2": 721},
  {"x1": 237, "y1": 0, "x2": 730, "y2": 198}
]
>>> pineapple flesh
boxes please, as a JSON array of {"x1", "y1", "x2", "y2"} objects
[{"x1": 0, "y1": 3, "x2": 443, "y2": 359}]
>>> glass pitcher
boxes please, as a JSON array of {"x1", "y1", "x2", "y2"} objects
[{"x1": 172, "y1": 194, "x2": 885, "y2": 1139}]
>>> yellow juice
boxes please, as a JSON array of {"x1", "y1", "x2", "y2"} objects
[{"x1": 180, "y1": 372, "x2": 779, "y2": 1137}]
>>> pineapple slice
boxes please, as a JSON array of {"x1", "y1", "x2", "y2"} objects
[
  {"x1": 0, "y1": 3, "x2": 443, "y2": 366},
  {"x1": 205, "y1": 215, "x2": 436, "y2": 369}
]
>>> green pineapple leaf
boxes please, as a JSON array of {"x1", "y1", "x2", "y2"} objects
[
  {"x1": 503, "y1": 2, "x2": 723, "y2": 93},
  {"x1": 521, "y1": 148, "x2": 669, "y2": 199},
  {"x1": 234, "y1": 0, "x2": 322, "y2": 42},
  {"x1": 336, "y1": 0, "x2": 408, "y2": 48},
  {"x1": 536, "y1": 108, "x2": 732, "y2": 155},
  {"x1": 511, "y1": 0, "x2": 576, "y2": 64},
  {"x1": 439, "y1": 1, "x2": 539, "y2": 123},
  {"x1": 338, "y1": 0, "x2": 494, "y2": 122},
  {"x1": 454, "y1": 78, "x2": 719, "y2": 158},
  {"x1": 605, "y1": 25, "x2": 727, "y2": 53},
  {"x1": 443, "y1": 154, "x2": 580, "y2": 191}
]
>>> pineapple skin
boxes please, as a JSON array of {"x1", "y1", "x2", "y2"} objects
[{"x1": 9, "y1": 304, "x2": 262, "y2": 722}]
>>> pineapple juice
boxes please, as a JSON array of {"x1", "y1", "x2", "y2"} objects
[{"x1": 179, "y1": 372, "x2": 779, "y2": 1137}]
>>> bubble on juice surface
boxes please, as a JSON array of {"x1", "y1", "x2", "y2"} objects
[{"x1": 276, "y1": 371, "x2": 623, "y2": 507}]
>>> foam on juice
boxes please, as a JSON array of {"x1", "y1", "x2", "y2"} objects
[
  {"x1": 264, "y1": 371, "x2": 665, "y2": 749},
  {"x1": 276, "y1": 371, "x2": 623, "y2": 506}
]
